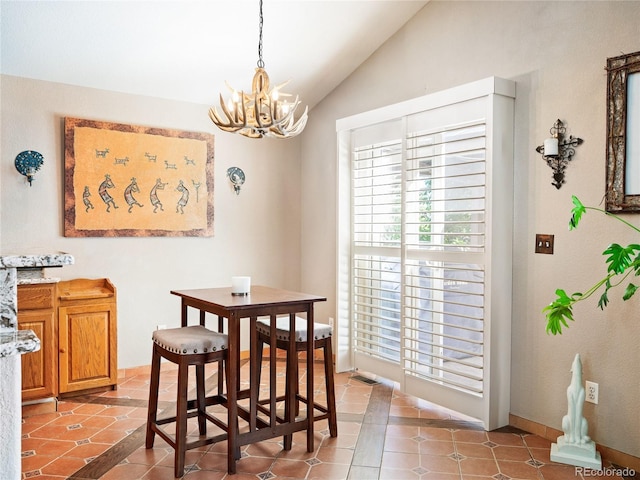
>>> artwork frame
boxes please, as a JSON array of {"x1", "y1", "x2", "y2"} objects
[
  {"x1": 64, "y1": 117, "x2": 214, "y2": 237},
  {"x1": 605, "y1": 50, "x2": 640, "y2": 213}
]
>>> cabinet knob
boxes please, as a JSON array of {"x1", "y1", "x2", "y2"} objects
[{"x1": 59, "y1": 348, "x2": 66, "y2": 354}]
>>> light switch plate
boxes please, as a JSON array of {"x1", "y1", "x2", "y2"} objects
[{"x1": 535, "y1": 234, "x2": 554, "y2": 254}]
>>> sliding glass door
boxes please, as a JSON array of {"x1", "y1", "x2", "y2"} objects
[{"x1": 337, "y1": 78, "x2": 515, "y2": 429}]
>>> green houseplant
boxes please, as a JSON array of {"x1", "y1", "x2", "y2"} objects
[{"x1": 543, "y1": 196, "x2": 640, "y2": 334}]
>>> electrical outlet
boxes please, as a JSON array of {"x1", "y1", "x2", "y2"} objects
[
  {"x1": 156, "y1": 324, "x2": 167, "y2": 331},
  {"x1": 329, "y1": 317, "x2": 334, "y2": 328},
  {"x1": 585, "y1": 381, "x2": 599, "y2": 404}
]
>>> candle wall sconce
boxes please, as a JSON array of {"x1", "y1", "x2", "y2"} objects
[
  {"x1": 536, "y1": 119, "x2": 583, "y2": 189},
  {"x1": 15, "y1": 150, "x2": 44, "y2": 186}
]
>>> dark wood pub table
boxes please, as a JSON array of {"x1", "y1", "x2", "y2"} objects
[{"x1": 170, "y1": 285, "x2": 327, "y2": 474}]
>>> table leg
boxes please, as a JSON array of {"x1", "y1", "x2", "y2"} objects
[
  {"x1": 218, "y1": 315, "x2": 224, "y2": 393},
  {"x1": 283, "y1": 313, "x2": 296, "y2": 450},
  {"x1": 268, "y1": 315, "x2": 278, "y2": 435},
  {"x1": 249, "y1": 316, "x2": 258, "y2": 433},
  {"x1": 227, "y1": 312, "x2": 240, "y2": 474},
  {"x1": 180, "y1": 302, "x2": 188, "y2": 327},
  {"x1": 307, "y1": 305, "x2": 314, "y2": 452}
]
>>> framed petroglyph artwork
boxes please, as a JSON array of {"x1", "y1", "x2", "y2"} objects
[{"x1": 64, "y1": 117, "x2": 214, "y2": 237}]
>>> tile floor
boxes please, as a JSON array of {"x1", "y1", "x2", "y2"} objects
[{"x1": 21, "y1": 359, "x2": 636, "y2": 480}]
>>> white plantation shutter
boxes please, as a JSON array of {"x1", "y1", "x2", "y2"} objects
[
  {"x1": 402, "y1": 118, "x2": 487, "y2": 395},
  {"x1": 337, "y1": 78, "x2": 515, "y2": 429},
  {"x1": 352, "y1": 137, "x2": 403, "y2": 367}
]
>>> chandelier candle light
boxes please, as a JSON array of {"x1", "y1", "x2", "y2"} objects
[{"x1": 209, "y1": 0, "x2": 308, "y2": 139}]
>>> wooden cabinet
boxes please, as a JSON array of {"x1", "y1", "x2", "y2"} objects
[
  {"x1": 17, "y1": 278, "x2": 117, "y2": 400},
  {"x1": 58, "y1": 279, "x2": 117, "y2": 394},
  {"x1": 18, "y1": 284, "x2": 58, "y2": 400}
]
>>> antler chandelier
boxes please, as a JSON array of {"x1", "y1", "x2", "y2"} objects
[{"x1": 209, "y1": 0, "x2": 308, "y2": 139}]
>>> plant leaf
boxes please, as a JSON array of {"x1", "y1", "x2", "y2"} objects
[
  {"x1": 623, "y1": 283, "x2": 638, "y2": 301},
  {"x1": 543, "y1": 289, "x2": 578, "y2": 335},
  {"x1": 603, "y1": 243, "x2": 640, "y2": 274},
  {"x1": 544, "y1": 304, "x2": 574, "y2": 335},
  {"x1": 569, "y1": 195, "x2": 586, "y2": 230},
  {"x1": 597, "y1": 291, "x2": 609, "y2": 309}
]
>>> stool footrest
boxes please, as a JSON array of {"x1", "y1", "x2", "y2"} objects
[
  {"x1": 294, "y1": 395, "x2": 330, "y2": 414},
  {"x1": 199, "y1": 394, "x2": 228, "y2": 408},
  {"x1": 257, "y1": 395, "x2": 287, "y2": 405},
  {"x1": 150, "y1": 423, "x2": 228, "y2": 451},
  {"x1": 256, "y1": 395, "x2": 331, "y2": 421},
  {"x1": 155, "y1": 409, "x2": 228, "y2": 431},
  {"x1": 256, "y1": 403, "x2": 287, "y2": 424}
]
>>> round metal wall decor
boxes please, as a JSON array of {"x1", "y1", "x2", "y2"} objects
[
  {"x1": 15, "y1": 150, "x2": 44, "y2": 186},
  {"x1": 227, "y1": 167, "x2": 245, "y2": 195}
]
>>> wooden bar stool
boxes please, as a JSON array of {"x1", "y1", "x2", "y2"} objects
[
  {"x1": 146, "y1": 325, "x2": 229, "y2": 477},
  {"x1": 255, "y1": 315, "x2": 337, "y2": 449}
]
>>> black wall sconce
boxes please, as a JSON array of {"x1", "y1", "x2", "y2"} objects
[
  {"x1": 535, "y1": 119, "x2": 583, "y2": 189},
  {"x1": 15, "y1": 150, "x2": 44, "y2": 186}
]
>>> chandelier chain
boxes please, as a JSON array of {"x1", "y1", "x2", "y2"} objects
[{"x1": 257, "y1": 0, "x2": 264, "y2": 69}]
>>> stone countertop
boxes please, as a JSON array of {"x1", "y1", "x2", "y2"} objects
[
  {"x1": 17, "y1": 277, "x2": 61, "y2": 285},
  {"x1": 0, "y1": 252, "x2": 74, "y2": 357},
  {"x1": 0, "y1": 329, "x2": 40, "y2": 357},
  {"x1": 0, "y1": 252, "x2": 74, "y2": 268}
]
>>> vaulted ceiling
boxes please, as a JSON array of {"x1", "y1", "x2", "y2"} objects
[{"x1": 1, "y1": 1, "x2": 428, "y2": 109}]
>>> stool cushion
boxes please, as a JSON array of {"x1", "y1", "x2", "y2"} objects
[
  {"x1": 152, "y1": 325, "x2": 228, "y2": 354},
  {"x1": 256, "y1": 316, "x2": 332, "y2": 342}
]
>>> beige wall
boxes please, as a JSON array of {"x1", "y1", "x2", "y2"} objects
[
  {"x1": 1, "y1": 76, "x2": 302, "y2": 368},
  {"x1": 300, "y1": 1, "x2": 640, "y2": 457}
]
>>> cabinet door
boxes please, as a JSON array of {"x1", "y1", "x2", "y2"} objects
[
  {"x1": 58, "y1": 302, "x2": 117, "y2": 393},
  {"x1": 18, "y1": 309, "x2": 57, "y2": 400}
]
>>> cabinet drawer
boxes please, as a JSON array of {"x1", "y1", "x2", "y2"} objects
[{"x1": 18, "y1": 284, "x2": 55, "y2": 310}]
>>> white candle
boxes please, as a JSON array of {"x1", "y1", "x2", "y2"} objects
[
  {"x1": 544, "y1": 137, "x2": 559, "y2": 156},
  {"x1": 231, "y1": 276, "x2": 251, "y2": 295}
]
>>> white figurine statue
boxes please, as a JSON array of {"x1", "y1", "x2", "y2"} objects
[
  {"x1": 550, "y1": 353, "x2": 602, "y2": 469},
  {"x1": 562, "y1": 353, "x2": 590, "y2": 444}
]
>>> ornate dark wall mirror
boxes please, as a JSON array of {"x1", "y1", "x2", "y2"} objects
[{"x1": 606, "y1": 50, "x2": 640, "y2": 212}]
